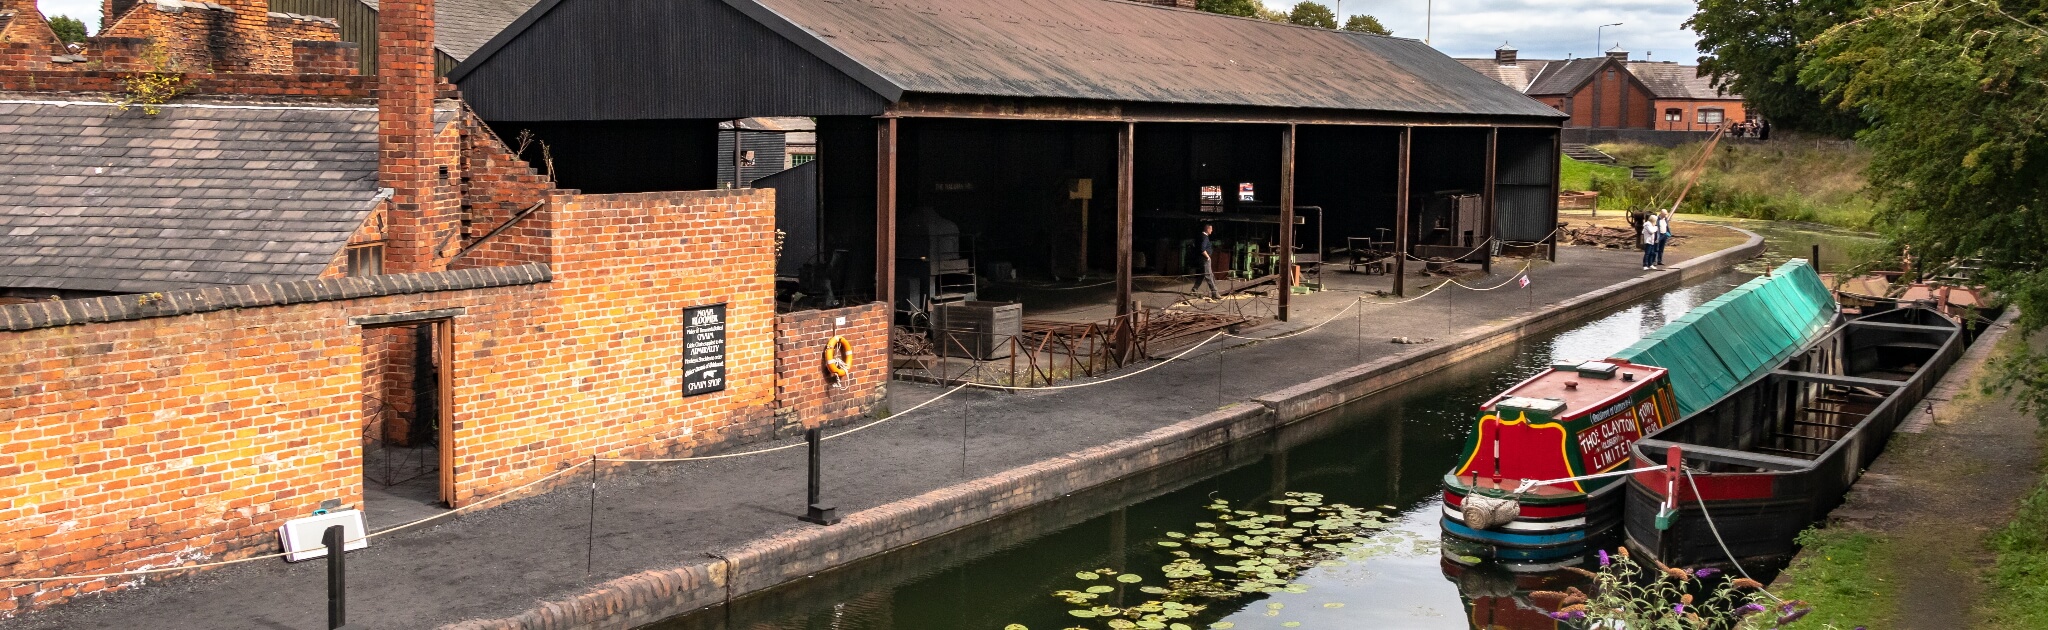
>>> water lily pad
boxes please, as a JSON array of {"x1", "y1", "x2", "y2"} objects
[
  {"x1": 1086, "y1": 585, "x2": 1115, "y2": 594},
  {"x1": 1117, "y1": 573, "x2": 1144, "y2": 583},
  {"x1": 1076, "y1": 571, "x2": 1100, "y2": 580},
  {"x1": 1107, "y1": 620, "x2": 1136, "y2": 629},
  {"x1": 1323, "y1": 602, "x2": 1345, "y2": 608},
  {"x1": 1209, "y1": 624, "x2": 1235, "y2": 630},
  {"x1": 1282, "y1": 622, "x2": 1302, "y2": 627},
  {"x1": 1157, "y1": 541, "x2": 1182, "y2": 547},
  {"x1": 1141, "y1": 586, "x2": 1170, "y2": 594},
  {"x1": 1068, "y1": 610, "x2": 1097, "y2": 618},
  {"x1": 1005, "y1": 625, "x2": 1028, "y2": 630}
]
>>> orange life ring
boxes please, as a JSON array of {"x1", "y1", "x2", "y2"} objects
[{"x1": 824, "y1": 335, "x2": 853, "y2": 378}]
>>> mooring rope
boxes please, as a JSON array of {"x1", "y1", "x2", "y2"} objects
[
  {"x1": 1510, "y1": 464, "x2": 1667, "y2": 494},
  {"x1": 1683, "y1": 468, "x2": 1787, "y2": 603}
]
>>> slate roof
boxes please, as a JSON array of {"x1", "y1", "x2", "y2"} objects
[
  {"x1": 1626, "y1": 62, "x2": 1737, "y2": 100},
  {"x1": 1455, "y1": 58, "x2": 1556, "y2": 93},
  {"x1": 358, "y1": 0, "x2": 540, "y2": 61},
  {"x1": 0, "y1": 99, "x2": 387, "y2": 293},
  {"x1": 1525, "y1": 58, "x2": 1608, "y2": 96}
]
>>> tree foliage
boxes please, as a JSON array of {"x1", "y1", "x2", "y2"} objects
[
  {"x1": 1688, "y1": 0, "x2": 1868, "y2": 135},
  {"x1": 1342, "y1": 14, "x2": 1390, "y2": 34},
  {"x1": 1801, "y1": 0, "x2": 2048, "y2": 418},
  {"x1": 1196, "y1": 0, "x2": 1261, "y2": 17},
  {"x1": 48, "y1": 15, "x2": 87, "y2": 43},
  {"x1": 1289, "y1": 2, "x2": 1338, "y2": 28}
]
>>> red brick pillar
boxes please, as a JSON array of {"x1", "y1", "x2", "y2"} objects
[{"x1": 376, "y1": 0, "x2": 456, "y2": 273}]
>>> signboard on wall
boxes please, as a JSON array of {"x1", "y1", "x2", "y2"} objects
[{"x1": 683, "y1": 304, "x2": 727, "y2": 396}]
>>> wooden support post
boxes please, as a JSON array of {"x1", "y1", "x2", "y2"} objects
[
  {"x1": 876, "y1": 118, "x2": 898, "y2": 317},
  {"x1": 1481, "y1": 128, "x2": 1498, "y2": 274},
  {"x1": 1394, "y1": 127, "x2": 1412, "y2": 296},
  {"x1": 1116, "y1": 122, "x2": 1135, "y2": 320},
  {"x1": 1548, "y1": 127, "x2": 1561, "y2": 262},
  {"x1": 1278, "y1": 124, "x2": 1296, "y2": 322}
]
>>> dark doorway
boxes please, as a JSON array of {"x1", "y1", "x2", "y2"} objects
[{"x1": 360, "y1": 318, "x2": 454, "y2": 528}]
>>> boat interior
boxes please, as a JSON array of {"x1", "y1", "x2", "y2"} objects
[{"x1": 1636, "y1": 308, "x2": 1961, "y2": 474}]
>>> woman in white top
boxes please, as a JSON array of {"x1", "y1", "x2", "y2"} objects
[{"x1": 1641, "y1": 213, "x2": 1661, "y2": 270}]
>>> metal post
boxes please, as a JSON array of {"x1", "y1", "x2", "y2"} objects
[
  {"x1": 1548, "y1": 128, "x2": 1562, "y2": 262},
  {"x1": 876, "y1": 117, "x2": 898, "y2": 319},
  {"x1": 1811, "y1": 244, "x2": 1821, "y2": 272},
  {"x1": 323, "y1": 525, "x2": 346, "y2": 630},
  {"x1": 1394, "y1": 127, "x2": 1412, "y2": 296},
  {"x1": 800, "y1": 427, "x2": 840, "y2": 525},
  {"x1": 1481, "y1": 128, "x2": 1498, "y2": 274},
  {"x1": 1278, "y1": 124, "x2": 1296, "y2": 322}
]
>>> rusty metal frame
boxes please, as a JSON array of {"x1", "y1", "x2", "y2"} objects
[{"x1": 1482, "y1": 127, "x2": 1498, "y2": 274}]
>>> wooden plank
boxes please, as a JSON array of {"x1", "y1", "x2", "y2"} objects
[
  {"x1": 876, "y1": 117, "x2": 898, "y2": 315},
  {"x1": 1638, "y1": 439, "x2": 1812, "y2": 471},
  {"x1": 1394, "y1": 126, "x2": 1411, "y2": 296},
  {"x1": 1116, "y1": 121, "x2": 1135, "y2": 320},
  {"x1": 1481, "y1": 127, "x2": 1497, "y2": 274},
  {"x1": 1772, "y1": 370, "x2": 1907, "y2": 389}
]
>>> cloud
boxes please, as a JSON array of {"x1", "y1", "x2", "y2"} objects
[{"x1": 1269, "y1": 0, "x2": 1706, "y2": 62}]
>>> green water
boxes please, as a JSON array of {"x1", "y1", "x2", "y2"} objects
[
  {"x1": 648, "y1": 272, "x2": 1756, "y2": 630},
  {"x1": 1684, "y1": 216, "x2": 1884, "y2": 275}
]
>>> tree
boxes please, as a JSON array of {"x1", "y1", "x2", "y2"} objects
[
  {"x1": 1342, "y1": 14, "x2": 1390, "y2": 34},
  {"x1": 1800, "y1": 0, "x2": 2048, "y2": 419},
  {"x1": 1686, "y1": 0, "x2": 1867, "y2": 136},
  {"x1": 1289, "y1": 1, "x2": 1338, "y2": 28},
  {"x1": 48, "y1": 15, "x2": 87, "y2": 43},
  {"x1": 1196, "y1": 0, "x2": 1261, "y2": 17}
]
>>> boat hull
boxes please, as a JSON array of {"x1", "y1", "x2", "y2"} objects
[
  {"x1": 1624, "y1": 307, "x2": 1964, "y2": 568},
  {"x1": 1441, "y1": 478, "x2": 1624, "y2": 562}
]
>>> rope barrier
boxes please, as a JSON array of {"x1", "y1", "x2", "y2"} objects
[
  {"x1": 962, "y1": 332, "x2": 1226, "y2": 392},
  {"x1": 599, "y1": 380, "x2": 976, "y2": 463},
  {"x1": 1452, "y1": 263, "x2": 1535, "y2": 291}
]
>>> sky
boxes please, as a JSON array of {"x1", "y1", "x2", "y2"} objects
[
  {"x1": 1267, "y1": 0, "x2": 1703, "y2": 61},
  {"x1": 37, "y1": 0, "x2": 1706, "y2": 62}
]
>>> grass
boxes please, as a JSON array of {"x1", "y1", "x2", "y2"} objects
[
  {"x1": 1773, "y1": 527, "x2": 1898, "y2": 628},
  {"x1": 1559, "y1": 155, "x2": 1629, "y2": 192},
  {"x1": 1981, "y1": 459, "x2": 2048, "y2": 629},
  {"x1": 1579, "y1": 134, "x2": 1877, "y2": 230}
]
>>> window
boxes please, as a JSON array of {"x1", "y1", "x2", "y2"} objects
[
  {"x1": 1665, "y1": 108, "x2": 1683, "y2": 122},
  {"x1": 1697, "y1": 108, "x2": 1725, "y2": 124},
  {"x1": 789, "y1": 153, "x2": 815, "y2": 167},
  {"x1": 346, "y1": 244, "x2": 384, "y2": 277}
]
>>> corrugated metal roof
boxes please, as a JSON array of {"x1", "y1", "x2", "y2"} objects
[
  {"x1": 738, "y1": 0, "x2": 1562, "y2": 118},
  {"x1": 453, "y1": 0, "x2": 1563, "y2": 121}
]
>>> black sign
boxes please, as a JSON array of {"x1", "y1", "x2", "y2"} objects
[{"x1": 682, "y1": 304, "x2": 727, "y2": 396}]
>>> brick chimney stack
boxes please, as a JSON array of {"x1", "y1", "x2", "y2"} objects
[{"x1": 376, "y1": 0, "x2": 456, "y2": 273}]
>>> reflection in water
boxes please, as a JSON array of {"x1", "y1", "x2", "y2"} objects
[{"x1": 647, "y1": 273, "x2": 1754, "y2": 630}]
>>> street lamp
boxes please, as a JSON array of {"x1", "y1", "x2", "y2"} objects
[{"x1": 1596, "y1": 23, "x2": 1623, "y2": 57}]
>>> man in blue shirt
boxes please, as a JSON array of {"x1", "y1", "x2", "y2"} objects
[{"x1": 1191, "y1": 223, "x2": 1220, "y2": 299}]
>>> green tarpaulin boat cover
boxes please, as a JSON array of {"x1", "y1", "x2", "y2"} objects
[{"x1": 1612, "y1": 260, "x2": 1837, "y2": 415}]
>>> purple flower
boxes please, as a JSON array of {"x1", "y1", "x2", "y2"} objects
[
  {"x1": 1694, "y1": 567, "x2": 1720, "y2": 578},
  {"x1": 1782, "y1": 602, "x2": 1798, "y2": 614},
  {"x1": 1673, "y1": 603, "x2": 1686, "y2": 614},
  {"x1": 1777, "y1": 607, "x2": 1812, "y2": 625},
  {"x1": 1598, "y1": 549, "x2": 1611, "y2": 567},
  {"x1": 1737, "y1": 603, "x2": 1768, "y2": 617}
]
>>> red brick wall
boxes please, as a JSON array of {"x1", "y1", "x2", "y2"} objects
[
  {"x1": 1652, "y1": 99, "x2": 1747, "y2": 131},
  {"x1": 0, "y1": 188, "x2": 827, "y2": 616},
  {"x1": 290, "y1": 40, "x2": 358, "y2": 76},
  {"x1": 775, "y1": 304, "x2": 890, "y2": 431},
  {"x1": 1565, "y1": 65, "x2": 1658, "y2": 129},
  {"x1": 378, "y1": 0, "x2": 460, "y2": 275},
  {"x1": 451, "y1": 115, "x2": 557, "y2": 270},
  {"x1": 0, "y1": 69, "x2": 374, "y2": 97}
]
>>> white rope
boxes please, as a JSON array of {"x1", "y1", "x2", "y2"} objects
[
  {"x1": 1511, "y1": 464, "x2": 1667, "y2": 494},
  {"x1": 964, "y1": 332, "x2": 1226, "y2": 391},
  {"x1": 601, "y1": 381, "x2": 976, "y2": 463},
  {"x1": 1684, "y1": 468, "x2": 1786, "y2": 603},
  {"x1": 1452, "y1": 263, "x2": 1535, "y2": 291}
]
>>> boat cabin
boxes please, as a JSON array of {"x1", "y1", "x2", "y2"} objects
[{"x1": 1452, "y1": 360, "x2": 1677, "y2": 497}]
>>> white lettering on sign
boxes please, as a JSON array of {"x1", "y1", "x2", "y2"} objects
[
  {"x1": 1577, "y1": 407, "x2": 1644, "y2": 472},
  {"x1": 682, "y1": 304, "x2": 727, "y2": 396}
]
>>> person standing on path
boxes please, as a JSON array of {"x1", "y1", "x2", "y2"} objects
[
  {"x1": 1191, "y1": 223, "x2": 1220, "y2": 299},
  {"x1": 1640, "y1": 213, "x2": 1661, "y2": 271},
  {"x1": 1653, "y1": 210, "x2": 1674, "y2": 267}
]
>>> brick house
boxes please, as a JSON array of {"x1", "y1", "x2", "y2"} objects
[
  {"x1": 1460, "y1": 44, "x2": 1746, "y2": 131},
  {"x1": 0, "y1": 0, "x2": 885, "y2": 616}
]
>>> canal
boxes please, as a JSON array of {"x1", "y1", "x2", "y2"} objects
[{"x1": 648, "y1": 267, "x2": 1760, "y2": 630}]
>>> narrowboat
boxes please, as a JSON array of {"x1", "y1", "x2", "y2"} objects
[
  {"x1": 1623, "y1": 306, "x2": 1964, "y2": 568},
  {"x1": 1442, "y1": 260, "x2": 1840, "y2": 565},
  {"x1": 1441, "y1": 360, "x2": 1678, "y2": 562}
]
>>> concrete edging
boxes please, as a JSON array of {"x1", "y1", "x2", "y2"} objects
[{"x1": 445, "y1": 230, "x2": 1764, "y2": 630}]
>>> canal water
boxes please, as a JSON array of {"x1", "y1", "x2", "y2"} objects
[{"x1": 649, "y1": 271, "x2": 1756, "y2": 630}]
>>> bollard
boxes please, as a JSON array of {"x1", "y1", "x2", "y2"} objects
[
  {"x1": 799, "y1": 427, "x2": 840, "y2": 525},
  {"x1": 1656, "y1": 445, "x2": 1683, "y2": 531},
  {"x1": 323, "y1": 524, "x2": 346, "y2": 629}
]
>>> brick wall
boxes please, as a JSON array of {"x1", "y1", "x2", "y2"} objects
[
  {"x1": 774, "y1": 303, "x2": 889, "y2": 431},
  {"x1": 289, "y1": 40, "x2": 358, "y2": 75},
  {"x1": 0, "y1": 188, "x2": 815, "y2": 616},
  {"x1": 451, "y1": 115, "x2": 557, "y2": 270},
  {"x1": 0, "y1": 69, "x2": 374, "y2": 97},
  {"x1": 1565, "y1": 64, "x2": 1658, "y2": 129}
]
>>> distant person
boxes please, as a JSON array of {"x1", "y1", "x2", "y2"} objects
[
  {"x1": 1654, "y1": 210, "x2": 1674, "y2": 267},
  {"x1": 1641, "y1": 214, "x2": 1661, "y2": 271},
  {"x1": 1191, "y1": 223, "x2": 1220, "y2": 299},
  {"x1": 1760, "y1": 119, "x2": 1772, "y2": 140}
]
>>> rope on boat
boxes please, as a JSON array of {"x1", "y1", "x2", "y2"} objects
[
  {"x1": 1511, "y1": 464, "x2": 1669, "y2": 494},
  {"x1": 1684, "y1": 468, "x2": 1787, "y2": 603}
]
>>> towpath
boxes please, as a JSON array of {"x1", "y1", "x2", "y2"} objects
[
  {"x1": 15, "y1": 233, "x2": 1744, "y2": 630},
  {"x1": 1772, "y1": 316, "x2": 2041, "y2": 629}
]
